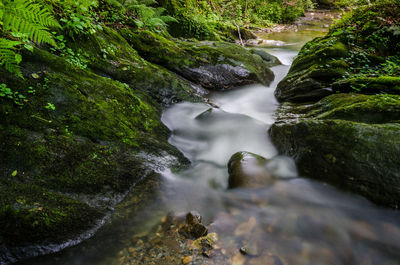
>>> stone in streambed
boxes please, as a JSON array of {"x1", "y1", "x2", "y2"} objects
[
  {"x1": 180, "y1": 64, "x2": 259, "y2": 91},
  {"x1": 180, "y1": 211, "x2": 208, "y2": 239},
  {"x1": 228, "y1": 152, "x2": 275, "y2": 189},
  {"x1": 250, "y1": 49, "x2": 282, "y2": 67},
  {"x1": 227, "y1": 152, "x2": 297, "y2": 189}
]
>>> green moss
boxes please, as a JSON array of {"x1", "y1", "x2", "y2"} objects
[
  {"x1": 332, "y1": 76, "x2": 400, "y2": 94},
  {"x1": 270, "y1": 118, "x2": 400, "y2": 208},
  {"x1": 307, "y1": 93, "x2": 400, "y2": 123},
  {"x1": 0, "y1": 179, "x2": 103, "y2": 246},
  {"x1": 291, "y1": 37, "x2": 348, "y2": 73}
]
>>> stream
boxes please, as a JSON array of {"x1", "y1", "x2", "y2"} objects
[{"x1": 20, "y1": 11, "x2": 400, "y2": 265}]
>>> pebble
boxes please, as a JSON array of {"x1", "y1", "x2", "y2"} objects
[{"x1": 182, "y1": 256, "x2": 193, "y2": 264}]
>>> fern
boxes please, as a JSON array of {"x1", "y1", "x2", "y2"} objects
[
  {"x1": 0, "y1": 0, "x2": 60, "y2": 77},
  {"x1": 2, "y1": 0, "x2": 60, "y2": 46},
  {"x1": 127, "y1": 2, "x2": 177, "y2": 32},
  {"x1": 0, "y1": 38, "x2": 23, "y2": 77}
]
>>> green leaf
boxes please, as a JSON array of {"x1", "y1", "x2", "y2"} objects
[
  {"x1": 24, "y1": 44, "x2": 34, "y2": 52},
  {"x1": 11, "y1": 170, "x2": 18, "y2": 176},
  {"x1": 15, "y1": 53, "x2": 22, "y2": 64}
]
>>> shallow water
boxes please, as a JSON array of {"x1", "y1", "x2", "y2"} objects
[{"x1": 20, "y1": 13, "x2": 400, "y2": 265}]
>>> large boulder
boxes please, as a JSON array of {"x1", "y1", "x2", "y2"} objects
[
  {"x1": 120, "y1": 30, "x2": 275, "y2": 90},
  {"x1": 0, "y1": 27, "x2": 195, "y2": 263},
  {"x1": 270, "y1": 1, "x2": 400, "y2": 208},
  {"x1": 275, "y1": 37, "x2": 349, "y2": 102},
  {"x1": 270, "y1": 94, "x2": 400, "y2": 208}
]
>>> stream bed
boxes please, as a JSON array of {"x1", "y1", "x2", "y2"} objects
[{"x1": 20, "y1": 12, "x2": 400, "y2": 265}]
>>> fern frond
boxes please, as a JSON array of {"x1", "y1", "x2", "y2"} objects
[
  {"x1": 159, "y1": 15, "x2": 178, "y2": 23},
  {"x1": 0, "y1": 38, "x2": 23, "y2": 78},
  {"x1": 3, "y1": 0, "x2": 60, "y2": 46}
]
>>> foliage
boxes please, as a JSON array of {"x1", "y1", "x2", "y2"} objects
[
  {"x1": 125, "y1": 0, "x2": 177, "y2": 32},
  {"x1": 326, "y1": 0, "x2": 400, "y2": 91},
  {"x1": 0, "y1": 82, "x2": 32, "y2": 106},
  {"x1": 0, "y1": 0, "x2": 60, "y2": 77},
  {"x1": 161, "y1": 0, "x2": 314, "y2": 39}
]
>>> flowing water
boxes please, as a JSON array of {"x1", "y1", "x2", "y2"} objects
[{"x1": 20, "y1": 12, "x2": 400, "y2": 265}]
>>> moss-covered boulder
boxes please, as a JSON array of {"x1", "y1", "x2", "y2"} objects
[
  {"x1": 270, "y1": 95, "x2": 400, "y2": 208},
  {"x1": 69, "y1": 27, "x2": 203, "y2": 106},
  {"x1": 120, "y1": 30, "x2": 275, "y2": 90},
  {"x1": 0, "y1": 27, "x2": 199, "y2": 263},
  {"x1": 275, "y1": 37, "x2": 348, "y2": 102},
  {"x1": 271, "y1": 1, "x2": 400, "y2": 208}
]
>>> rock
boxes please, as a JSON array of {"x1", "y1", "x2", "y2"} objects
[
  {"x1": 180, "y1": 64, "x2": 259, "y2": 90},
  {"x1": 180, "y1": 211, "x2": 208, "y2": 239},
  {"x1": 270, "y1": 95, "x2": 400, "y2": 207},
  {"x1": 238, "y1": 28, "x2": 258, "y2": 40},
  {"x1": 186, "y1": 211, "x2": 202, "y2": 226},
  {"x1": 0, "y1": 26, "x2": 191, "y2": 263},
  {"x1": 270, "y1": 3, "x2": 400, "y2": 208},
  {"x1": 227, "y1": 152, "x2": 275, "y2": 189},
  {"x1": 121, "y1": 30, "x2": 275, "y2": 90},
  {"x1": 275, "y1": 37, "x2": 348, "y2": 102},
  {"x1": 250, "y1": 49, "x2": 282, "y2": 67},
  {"x1": 182, "y1": 256, "x2": 193, "y2": 264}
]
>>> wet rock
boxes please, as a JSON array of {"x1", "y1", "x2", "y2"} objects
[
  {"x1": 180, "y1": 64, "x2": 259, "y2": 90},
  {"x1": 186, "y1": 211, "x2": 202, "y2": 226},
  {"x1": 271, "y1": 3, "x2": 400, "y2": 208},
  {"x1": 192, "y1": 233, "x2": 218, "y2": 257},
  {"x1": 275, "y1": 37, "x2": 348, "y2": 102},
  {"x1": 182, "y1": 256, "x2": 193, "y2": 264},
  {"x1": 270, "y1": 94, "x2": 400, "y2": 208},
  {"x1": 180, "y1": 211, "x2": 209, "y2": 239},
  {"x1": 0, "y1": 26, "x2": 192, "y2": 263},
  {"x1": 250, "y1": 49, "x2": 282, "y2": 67},
  {"x1": 227, "y1": 152, "x2": 275, "y2": 189},
  {"x1": 121, "y1": 30, "x2": 275, "y2": 90},
  {"x1": 239, "y1": 28, "x2": 257, "y2": 40}
]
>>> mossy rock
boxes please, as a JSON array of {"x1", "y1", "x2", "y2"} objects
[
  {"x1": 270, "y1": 93, "x2": 400, "y2": 208},
  {"x1": 272, "y1": 3, "x2": 400, "y2": 208},
  {"x1": 0, "y1": 28, "x2": 192, "y2": 261},
  {"x1": 307, "y1": 94, "x2": 400, "y2": 123},
  {"x1": 332, "y1": 76, "x2": 400, "y2": 95},
  {"x1": 67, "y1": 27, "x2": 203, "y2": 106},
  {"x1": 250, "y1": 48, "x2": 282, "y2": 67},
  {"x1": 120, "y1": 30, "x2": 274, "y2": 90},
  {"x1": 270, "y1": 117, "x2": 400, "y2": 208},
  {"x1": 275, "y1": 36, "x2": 348, "y2": 102}
]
